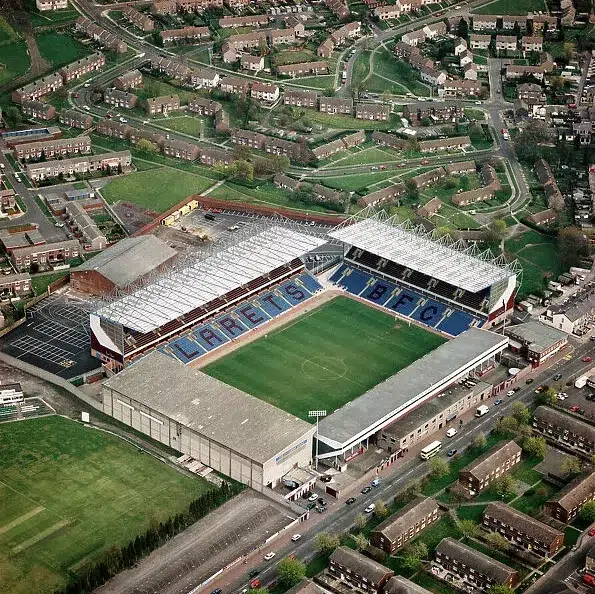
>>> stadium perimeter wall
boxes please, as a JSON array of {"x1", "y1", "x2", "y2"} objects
[{"x1": 132, "y1": 195, "x2": 347, "y2": 236}]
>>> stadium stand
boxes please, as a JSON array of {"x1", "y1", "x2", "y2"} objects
[
  {"x1": 328, "y1": 211, "x2": 519, "y2": 335},
  {"x1": 161, "y1": 271, "x2": 323, "y2": 365},
  {"x1": 91, "y1": 224, "x2": 327, "y2": 370}
]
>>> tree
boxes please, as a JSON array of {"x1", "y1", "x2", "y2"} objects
[
  {"x1": 4, "y1": 106, "x2": 22, "y2": 129},
  {"x1": 483, "y1": 219, "x2": 507, "y2": 245},
  {"x1": 136, "y1": 138, "x2": 158, "y2": 153},
  {"x1": 563, "y1": 41, "x2": 576, "y2": 60},
  {"x1": 457, "y1": 17, "x2": 469, "y2": 40},
  {"x1": 558, "y1": 227, "x2": 590, "y2": 267},
  {"x1": 511, "y1": 402, "x2": 531, "y2": 426},
  {"x1": 579, "y1": 500, "x2": 595, "y2": 524},
  {"x1": 486, "y1": 531, "x2": 509, "y2": 551},
  {"x1": 313, "y1": 532, "x2": 340, "y2": 555},
  {"x1": 276, "y1": 557, "x2": 306, "y2": 589},
  {"x1": 374, "y1": 500, "x2": 389, "y2": 519},
  {"x1": 550, "y1": 75, "x2": 566, "y2": 94},
  {"x1": 428, "y1": 456, "x2": 449, "y2": 478},
  {"x1": 493, "y1": 475, "x2": 517, "y2": 499},
  {"x1": 473, "y1": 432, "x2": 487, "y2": 450},
  {"x1": 250, "y1": 588, "x2": 270, "y2": 594},
  {"x1": 405, "y1": 179, "x2": 419, "y2": 201},
  {"x1": 232, "y1": 144, "x2": 252, "y2": 161},
  {"x1": 459, "y1": 519, "x2": 479, "y2": 539},
  {"x1": 402, "y1": 541, "x2": 428, "y2": 571},
  {"x1": 561, "y1": 456, "x2": 582, "y2": 477},
  {"x1": 355, "y1": 513, "x2": 367, "y2": 531},
  {"x1": 394, "y1": 481, "x2": 421, "y2": 506},
  {"x1": 232, "y1": 159, "x2": 254, "y2": 182},
  {"x1": 493, "y1": 416, "x2": 519, "y2": 436},
  {"x1": 522, "y1": 436, "x2": 546, "y2": 458},
  {"x1": 513, "y1": 120, "x2": 551, "y2": 163},
  {"x1": 489, "y1": 585, "x2": 515, "y2": 594},
  {"x1": 353, "y1": 533, "x2": 369, "y2": 551},
  {"x1": 538, "y1": 388, "x2": 558, "y2": 406}
]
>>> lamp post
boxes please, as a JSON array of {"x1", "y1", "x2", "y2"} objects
[{"x1": 308, "y1": 410, "x2": 327, "y2": 471}]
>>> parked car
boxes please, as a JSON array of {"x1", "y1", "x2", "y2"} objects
[
  {"x1": 249, "y1": 570, "x2": 260, "y2": 578},
  {"x1": 494, "y1": 399, "x2": 503, "y2": 405},
  {"x1": 307, "y1": 493, "x2": 318, "y2": 502},
  {"x1": 364, "y1": 504, "x2": 376, "y2": 514},
  {"x1": 446, "y1": 428, "x2": 457, "y2": 438},
  {"x1": 211, "y1": 589, "x2": 222, "y2": 594},
  {"x1": 320, "y1": 475, "x2": 332, "y2": 483},
  {"x1": 513, "y1": 387, "x2": 521, "y2": 392},
  {"x1": 584, "y1": 356, "x2": 592, "y2": 363},
  {"x1": 361, "y1": 486, "x2": 372, "y2": 494},
  {"x1": 318, "y1": 498, "x2": 326, "y2": 506},
  {"x1": 553, "y1": 373, "x2": 562, "y2": 381},
  {"x1": 525, "y1": 378, "x2": 534, "y2": 384},
  {"x1": 346, "y1": 497, "x2": 357, "y2": 505},
  {"x1": 250, "y1": 579, "x2": 261, "y2": 589},
  {"x1": 506, "y1": 390, "x2": 515, "y2": 397},
  {"x1": 447, "y1": 449, "x2": 458, "y2": 457},
  {"x1": 316, "y1": 505, "x2": 327, "y2": 513},
  {"x1": 571, "y1": 405, "x2": 580, "y2": 412},
  {"x1": 291, "y1": 534, "x2": 301, "y2": 542},
  {"x1": 264, "y1": 552, "x2": 276, "y2": 561}
]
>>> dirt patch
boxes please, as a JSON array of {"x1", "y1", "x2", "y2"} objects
[{"x1": 112, "y1": 202, "x2": 156, "y2": 235}]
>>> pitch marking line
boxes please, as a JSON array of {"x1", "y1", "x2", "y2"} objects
[
  {"x1": 12, "y1": 519, "x2": 71, "y2": 554},
  {"x1": 0, "y1": 506, "x2": 45, "y2": 535}
]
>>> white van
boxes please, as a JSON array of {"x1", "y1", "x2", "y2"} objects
[
  {"x1": 476, "y1": 405, "x2": 489, "y2": 417},
  {"x1": 371, "y1": 478, "x2": 381, "y2": 488},
  {"x1": 446, "y1": 428, "x2": 457, "y2": 438}
]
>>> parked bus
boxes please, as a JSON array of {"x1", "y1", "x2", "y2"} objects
[{"x1": 420, "y1": 440, "x2": 442, "y2": 460}]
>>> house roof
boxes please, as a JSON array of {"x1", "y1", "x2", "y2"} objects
[
  {"x1": 547, "y1": 471, "x2": 595, "y2": 512},
  {"x1": 330, "y1": 547, "x2": 393, "y2": 582},
  {"x1": 506, "y1": 321, "x2": 567, "y2": 353},
  {"x1": 535, "y1": 406, "x2": 595, "y2": 444},
  {"x1": 459, "y1": 440, "x2": 521, "y2": 482},
  {"x1": 436, "y1": 538, "x2": 517, "y2": 582},
  {"x1": 484, "y1": 502, "x2": 564, "y2": 544},
  {"x1": 385, "y1": 576, "x2": 433, "y2": 594},
  {"x1": 372, "y1": 496, "x2": 438, "y2": 542}
]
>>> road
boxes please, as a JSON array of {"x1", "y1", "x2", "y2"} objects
[{"x1": 194, "y1": 340, "x2": 595, "y2": 594}]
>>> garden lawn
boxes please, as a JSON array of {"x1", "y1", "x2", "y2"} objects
[
  {"x1": 312, "y1": 170, "x2": 401, "y2": 193},
  {"x1": 304, "y1": 110, "x2": 402, "y2": 130},
  {"x1": 0, "y1": 42, "x2": 30, "y2": 86},
  {"x1": 273, "y1": 49, "x2": 317, "y2": 66},
  {"x1": 0, "y1": 16, "x2": 18, "y2": 44},
  {"x1": 133, "y1": 75, "x2": 198, "y2": 104},
  {"x1": 35, "y1": 31, "x2": 89, "y2": 68},
  {"x1": 31, "y1": 271, "x2": 69, "y2": 296},
  {"x1": 0, "y1": 416, "x2": 210, "y2": 594},
  {"x1": 101, "y1": 168, "x2": 214, "y2": 212},
  {"x1": 511, "y1": 480, "x2": 558, "y2": 515},
  {"x1": 455, "y1": 504, "x2": 487, "y2": 524}
]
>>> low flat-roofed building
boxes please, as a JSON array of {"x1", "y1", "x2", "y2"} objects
[
  {"x1": 370, "y1": 496, "x2": 439, "y2": 553},
  {"x1": 533, "y1": 406, "x2": 595, "y2": 457},
  {"x1": 329, "y1": 547, "x2": 393, "y2": 592},
  {"x1": 378, "y1": 380, "x2": 492, "y2": 452},
  {"x1": 459, "y1": 440, "x2": 521, "y2": 493},
  {"x1": 101, "y1": 351, "x2": 315, "y2": 491},
  {"x1": 71, "y1": 235, "x2": 177, "y2": 296},
  {"x1": 546, "y1": 471, "x2": 595, "y2": 523},
  {"x1": 435, "y1": 538, "x2": 519, "y2": 591},
  {"x1": 482, "y1": 502, "x2": 564, "y2": 557},
  {"x1": 506, "y1": 321, "x2": 568, "y2": 367},
  {"x1": 64, "y1": 201, "x2": 107, "y2": 250}
]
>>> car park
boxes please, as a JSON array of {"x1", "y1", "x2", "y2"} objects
[
  {"x1": 447, "y1": 449, "x2": 457, "y2": 457},
  {"x1": 364, "y1": 504, "x2": 376, "y2": 514},
  {"x1": 264, "y1": 552, "x2": 276, "y2": 561},
  {"x1": 346, "y1": 497, "x2": 356, "y2": 505}
]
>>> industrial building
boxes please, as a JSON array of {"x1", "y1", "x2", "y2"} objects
[{"x1": 101, "y1": 351, "x2": 316, "y2": 491}]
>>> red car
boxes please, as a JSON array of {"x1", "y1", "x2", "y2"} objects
[
  {"x1": 589, "y1": 528, "x2": 595, "y2": 537},
  {"x1": 585, "y1": 573, "x2": 595, "y2": 586},
  {"x1": 571, "y1": 405, "x2": 581, "y2": 412},
  {"x1": 583, "y1": 356, "x2": 592, "y2": 363}
]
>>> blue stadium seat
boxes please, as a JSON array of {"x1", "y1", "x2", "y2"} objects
[
  {"x1": 233, "y1": 302, "x2": 271, "y2": 328},
  {"x1": 436, "y1": 310, "x2": 476, "y2": 336},
  {"x1": 258, "y1": 291, "x2": 292, "y2": 317},
  {"x1": 167, "y1": 336, "x2": 206, "y2": 363},
  {"x1": 411, "y1": 298, "x2": 447, "y2": 328},
  {"x1": 361, "y1": 279, "x2": 398, "y2": 306},
  {"x1": 329, "y1": 265, "x2": 348, "y2": 284},
  {"x1": 278, "y1": 279, "x2": 312, "y2": 305},
  {"x1": 189, "y1": 324, "x2": 230, "y2": 351},
  {"x1": 386, "y1": 288, "x2": 422, "y2": 316},
  {"x1": 336, "y1": 268, "x2": 372, "y2": 296},
  {"x1": 298, "y1": 272, "x2": 323, "y2": 295},
  {"x1": 213, "y1": 313, "x2": 249, "y2": 339}
]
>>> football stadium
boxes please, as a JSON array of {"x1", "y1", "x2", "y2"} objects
[{"x1": 94, "y1": 210, "x2": 519, "y2": 490}]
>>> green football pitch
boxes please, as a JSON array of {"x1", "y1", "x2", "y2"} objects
[
  {"x1": 204, "y1": 296, "x2": 446, "y2": 421},
  {"x1": 0, "y1": 416, "x2": 210, "y2": 594}
]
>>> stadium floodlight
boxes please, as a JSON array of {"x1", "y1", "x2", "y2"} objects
[{"x1": 309, "y1": 410, "x2": 327, "y2": 470}]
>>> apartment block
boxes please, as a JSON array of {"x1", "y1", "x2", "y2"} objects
[
  {"x1": 533, "y1": 406, "x2": 595, "y2": 456},
  {"x1": 21, "y1": 100, "x2": 56, "y2": 121},
  {"x1": 546, "y1": 472, "x2": 595, "y2": 523},
  {"x1": 188, "y1": 98, "x2": 222, "y2": 116},
  {"x1": 14, "y1": 136, "x2": 91, "y2": 161},
  {"x1": 329, "y1": 547, "x2": 393, "y2": 593},
  {"x1": 10, "y1": 239, "x2": 81, "y2": 272},
  {"x1": 231, "y1": 129, "x2": 266, "y2": 150},
  {"x1": 58, "y1": 109, "x2": 93, "y2": 129},
  {"x1": 114, "y1": 69, "x2": 143, "y2": 91},
  {"x1": 104, "y1": 87, "x2": 138, "y2": 109},
  {"x1": 25, "y1": 151, "x2": 131, "y2": 181},
  {"x1": 284, "y1": 90, "x2": 318, "y2": 108},
  {"x1": 12, "y1": 73, "x2": 63, "y2": 104},
  {"x1": 277, "y1": 61, "x2": 329, "y2": 78},
  {"x1": 146, "y1": 94, "x2": 180, "y2": 115},
  {"x1": 162, "y1": 139, "x2": 201, "y2": 161},
  {"x1": 64, "y1": 201, "x2": 107, "y2": 251},
  {"x1": 123, "y1": 6, "x2": 154, "y2": 31},
  {"x1": 355, "y1": 103, "x2": 390, "y2": 121},
  {"x1": 319, "y1": 97, "x2": 353, "y2": 115},
  {"x1": 59, "y1": 52, "x2": 105, "y2": 83},
  {"x1": 251, "y1": 81, "x2": 279, "y2": 103}
]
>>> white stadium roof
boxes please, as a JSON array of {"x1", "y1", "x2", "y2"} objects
[
  {"x1": 95, "y1": 226, "x2": 326, "y2": 333},
  {"x1": 329, "y1": 212, "x2": 516, "y2": 293}
]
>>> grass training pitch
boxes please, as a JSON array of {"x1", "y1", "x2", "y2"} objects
[
  {"x1": 0, "y1": 416, "x2": 210, "y2": 594},
  {"x1": 204, "y1": 296, "x2": 446, "y2": 421}
]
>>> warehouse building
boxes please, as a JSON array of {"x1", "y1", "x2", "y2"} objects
[
  {"x1": 101, "y1": 351, "x2": 316, "y2": 491},
  {"x1": 70, "y1": 235, "x2": 177, "y2": 296}
]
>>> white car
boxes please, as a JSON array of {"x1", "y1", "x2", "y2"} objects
[
  {"x1": 264, "y1": 552, "x2": 276, "y2": 561},
  {"x1": 308, "y1": 493, "x2": 319, "y2": 502},
  {"x1": 364, "y1": 504, "x2": 376, "y2": 514},
  {"x1": 475, "y1": 101, "x2": 482, "y2": 105},
  {"x1": 291, "y1": 534, "x2": 302, "y2": 542},
  {"x1": 446, "y1": 428, "x2": 457, "y2": 438},
  {"x1": 54, "y1": 222, "x2": 65, "y2": 228},
  {"x1": 506, "y1": 390, "x2": 515, "y2": 397},
  {"x1": 83, "y1": 105, "x2": 90, "y2": 111}
]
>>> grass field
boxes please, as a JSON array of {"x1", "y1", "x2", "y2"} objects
[
  {"x1": 204, "y1": 296, "x2": 446, "y2": 421},
  {"x1": 473, "y1": 0, "x2": 545, "y2": 13},
  {"x1": 0, "y1": 41, "x2": 30, "y2": 86},
  {"x1": 101, "y1": 168, "x2": 215, "y2": 212},
  {"x1": 504, "y1": 229, "x2": 565, "y2": 298},
  {"x1": 35, "y1": 31, "x2": 89, "y2": 68},
  {"x1": 0, "y1": 416, "x2": 210, "y2": 594}
]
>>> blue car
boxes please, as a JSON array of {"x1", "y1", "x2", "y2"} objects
[{"x1": 494, "y1": 399, "x2": 503, "y2": 405}]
